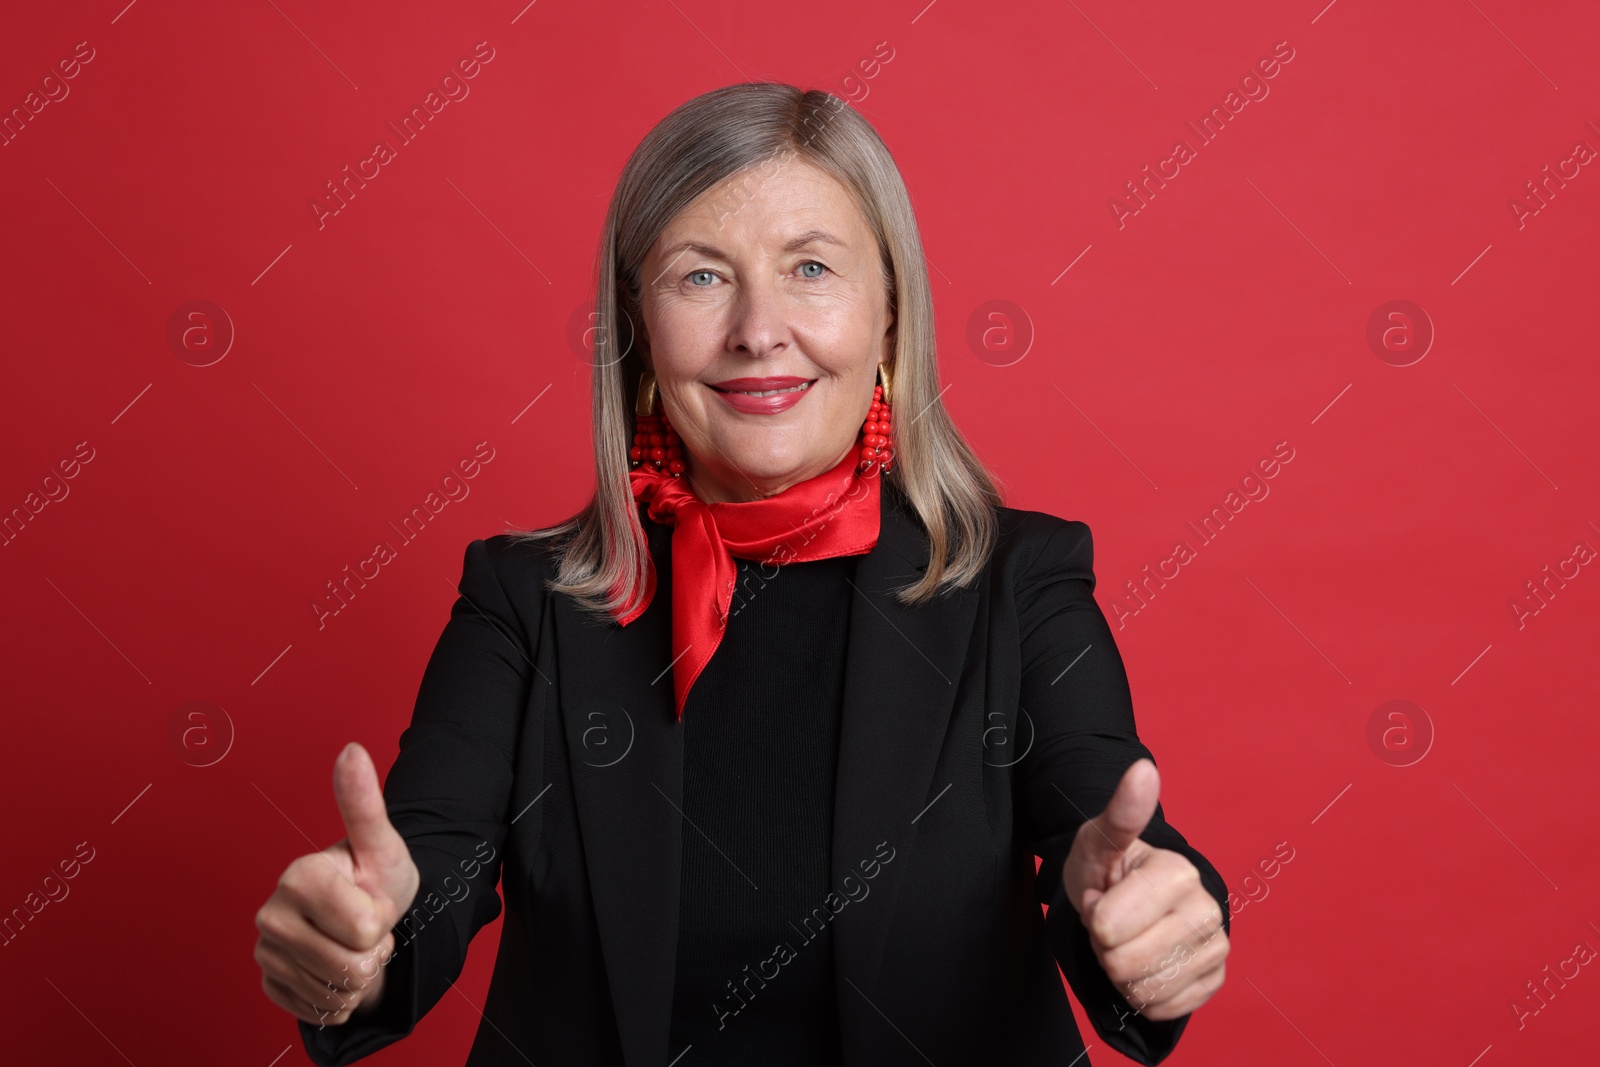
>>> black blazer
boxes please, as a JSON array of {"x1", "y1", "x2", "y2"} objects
[{"x1": 299, "y1": 480, "x2": 1230, "y2": 1067}]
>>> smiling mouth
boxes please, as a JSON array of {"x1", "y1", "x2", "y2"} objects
[{"x1": 710, "y1": 381, "x2": 815, "y2": 397}]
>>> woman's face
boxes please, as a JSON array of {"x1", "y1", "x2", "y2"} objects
[{"x1": 636, "y1": 157, "x2": 895, "y2": 504}]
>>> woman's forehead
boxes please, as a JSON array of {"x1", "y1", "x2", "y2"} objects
[{"x1": 656, "y1": 166, "x2": 869, "y2": 261}]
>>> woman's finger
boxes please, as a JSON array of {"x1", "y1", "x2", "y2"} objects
[
  {"x1": 262, "y1": 972, "x2": 356, "y2": 1027},
  {"x1": 255, "y1": 936, "x2": 370, "y2": 1017}
]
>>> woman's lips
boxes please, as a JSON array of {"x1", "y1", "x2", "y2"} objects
[{"x1": 708, "y1": 377, "x2": 816, "y2": 415}]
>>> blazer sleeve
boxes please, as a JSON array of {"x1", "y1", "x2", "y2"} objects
[
  {"x1": 1011, "y1": 518, "x2": 1230, "y2": 1066},
  {"x1": 298, "y1": 536, "x2": 534, "y2": 1066}
]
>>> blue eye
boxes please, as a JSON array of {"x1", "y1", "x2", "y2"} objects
[
  {"x1": 799, "y1": 261, "x2": 828, "y2": 279},
  {"x1": 687, "y1": 270, "x2": 716, "y2": 287}
]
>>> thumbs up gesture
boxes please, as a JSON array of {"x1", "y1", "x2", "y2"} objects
[
  {"x1": 1060, "y1": 758, "x2": 1229, "y2": 1023},
  {"x1": 255, "y1": 743, "x2": 421, "y2": 1027}
]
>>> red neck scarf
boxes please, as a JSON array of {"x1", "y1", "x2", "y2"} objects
[{"x1": 611, "y1": 445, "x2": 882, "y2": 720}]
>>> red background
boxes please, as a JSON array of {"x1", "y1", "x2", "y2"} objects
[{"x1": 3, "y1": 1, "x2": 1596, "y2": 1064}]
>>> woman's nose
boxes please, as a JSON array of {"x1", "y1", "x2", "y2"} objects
[{"x1": 724, "y1": 275, "x2": 792, "y2": 357}]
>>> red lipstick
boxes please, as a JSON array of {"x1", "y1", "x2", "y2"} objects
[{"x1": 707, "y1": 376, "x2": 816, "y2": 415}]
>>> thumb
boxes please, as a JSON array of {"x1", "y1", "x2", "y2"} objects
[
  {"x1": 1083, "y1": 758, "x2": 1159, "y2": 867},
  {"x1": 333, "y1": 742, "x2": 405, "y2": 873}
]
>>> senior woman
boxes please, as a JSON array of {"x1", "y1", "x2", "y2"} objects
[{"x1": 254, "y1": 83, "x2": 1230, "y2": 1066}]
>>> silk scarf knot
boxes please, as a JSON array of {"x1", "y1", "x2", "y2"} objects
[{"x1": 612, "y1": 445, "x2": 882, "y2": 721}]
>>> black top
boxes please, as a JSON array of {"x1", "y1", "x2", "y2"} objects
[{"x1": 665, "y1": 552, "x2": 856, "y2": 1065}]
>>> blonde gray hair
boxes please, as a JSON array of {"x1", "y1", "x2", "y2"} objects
[{"x1": 513, "y1": 82, "x2": 1004, "y2": 621}]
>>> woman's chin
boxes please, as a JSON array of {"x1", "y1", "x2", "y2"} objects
[
  {"x1": 704, "y1": 447, "x2": 831, "y2": 493},
  {"x1": 710, "y1": 434, "x2": 804, "y2": 473}
]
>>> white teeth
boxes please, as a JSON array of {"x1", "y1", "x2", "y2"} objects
[{"x1": 729, "y1": 381, "x2": 810, "y2": 397}]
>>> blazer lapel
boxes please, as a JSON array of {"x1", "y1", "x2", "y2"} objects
[
  {"x1": 830, "y1": 485, "x2": 983, "y2": 1058},
  {"x1": 559, "y1": 517, "x2": 684, "y2": 1067},
  {"x1": 558, "y1": 485, "x2": 982, "y2": 1067}
]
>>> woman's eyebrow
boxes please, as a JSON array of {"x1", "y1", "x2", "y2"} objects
[{"x1": 658, "y1": 229, "x2": 848, "y2": 262}]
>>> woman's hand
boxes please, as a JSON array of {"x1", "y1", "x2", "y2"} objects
[
  {"x1": 1060, "y1": 758, "x2": 1229, "y2": 1022},
  {"x1": 255, "y1": 742, "x2": 421, "y2": 1027}
]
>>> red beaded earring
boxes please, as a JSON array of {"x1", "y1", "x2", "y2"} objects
[
  {"x1": 859, "y1": 361, "x2": 895, "y2": 475},
  {"x1": 630, "y1": 370, "x2": 685, "y2": 476}
]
